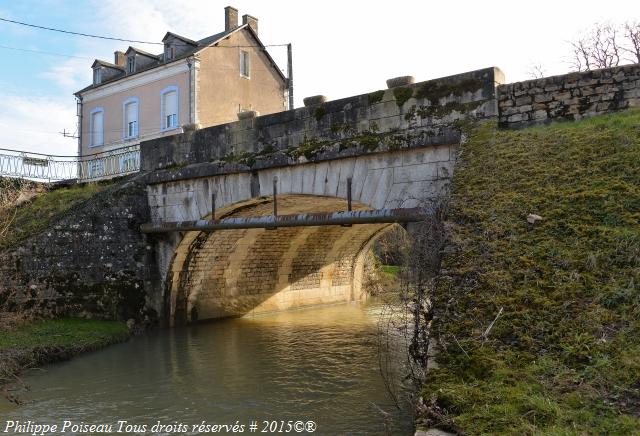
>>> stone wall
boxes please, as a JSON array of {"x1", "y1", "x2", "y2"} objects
[
  {"x1": 497, "y1": 63, "x2": 640, "y2": 128},
  {"x1": 166, "y1": 195, "x2": 394, "y2": 325},
  {"x1": 140, "y1": 67, "x2": 504, "y2": 172},
  {"x1": 0, "y1": 177, "x2": 153, "y2": 322}
]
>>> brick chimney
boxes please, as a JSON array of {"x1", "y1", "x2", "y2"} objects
[
  {"x1": 225, "y1": 6, "x2": 238, "y2": 31},
  {"x1": 114, "y1": 51, "x2": 125, "y2": 67},
  {"x1": 242, "y1": 14, "x2": 258, "y2": 34}
]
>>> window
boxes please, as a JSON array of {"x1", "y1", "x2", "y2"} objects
[
  {"x1": 127, "y1": 56, "x2": 135, "y2": 74},
  {"x1": 165, "y1": 45, "x2": 175, "y2": 61},
  {"x1": 160, "y1": 86, "x2": 179, "y2": 131},
  {"x1": 93, "y1": 68, "x2": 101, "y2": 85},
  {"x1": 240, "y1": 50, "x2": 250, "y2": 78},
  {"x1": 89, "y1": 107, "x2": 104, "y2": 147},
  {"x1": 123, "y1": 98, "x2": 139, "y2": 139}
]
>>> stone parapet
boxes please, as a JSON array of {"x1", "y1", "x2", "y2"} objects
[{"x1": 140, "y1": 67, "x2": 504, "y2": 172}]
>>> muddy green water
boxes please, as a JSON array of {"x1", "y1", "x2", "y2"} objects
[{"x1": 1, "y1": 303, "x2": 413, "y2": 435}]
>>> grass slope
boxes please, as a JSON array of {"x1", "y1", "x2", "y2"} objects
[
  {"x1": 0, "y1": 318, "x2": 129, "y2": 403},
  {"x1": 0, "y1": 182, "x2": 106, "y2": 250},
  {"x1": 0, "y1": 318, "x2": 129, "y2": 351},
  {"x1": 423, "y1": 110, "x2": 640, "y2": 434}
]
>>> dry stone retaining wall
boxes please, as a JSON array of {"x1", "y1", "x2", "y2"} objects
[{"x1": 498, "y1": 63, "x2": 640, "y2": 128}]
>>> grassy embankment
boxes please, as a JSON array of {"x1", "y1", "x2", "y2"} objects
[
  {"x1": 0, "y1": 180, "x2": 105, "y2": 250},
  {"x1": 380, "y1": 265, "x2": 400, "y2": 277},
  {"x1": 0, "y1": 318, "x2": 129, "y2": 402},
  {"x1": 0, "y1": 181, "x2": 129, "y2": 401},
  {"x1": 421, "y1": 110, "x2": 640, "y2": 434}
]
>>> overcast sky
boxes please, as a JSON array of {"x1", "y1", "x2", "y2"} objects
[{"x1": 0, "y1": 0, "x2": 637, "y2": 155}]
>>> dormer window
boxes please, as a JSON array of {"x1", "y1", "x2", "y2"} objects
[
  {"x1": 93, "y1": 68, "x2": 101, "y2": 85},
  {"x1": 165, "y1": 45, "x2": 175, "y2": 61},
  {"x1": 127, "y1": 56, "x2": 135, "y2": 74}
]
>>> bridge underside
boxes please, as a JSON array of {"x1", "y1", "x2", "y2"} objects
[{"x1": 167, "y1": 195, "x2": 400, "y2": 325}]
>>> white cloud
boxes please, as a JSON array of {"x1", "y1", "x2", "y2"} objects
[
  {"x1": 0, "y1": 93, "x2": 77, "y2": 155},
  {"x1": 40, "y1": 57, "x2": 91, "y2": 91}
]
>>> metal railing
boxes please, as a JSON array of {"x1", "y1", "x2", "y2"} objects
[{"x1": 0, "y1": 145, "x2": 140, "y2": 182}]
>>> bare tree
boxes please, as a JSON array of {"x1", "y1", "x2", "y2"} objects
[
  {"x1": 623, "y1": 21, "x2": 640, "y2": 63},
  {"x1": 570, "y1": 22, "x2": 640, "y2": 71},
  {"x1": 527, "y1": 63, "x2": 547, "y2": 79},
  {"x1": 590, "y1": 24, "x2": 621, "y2": 68},
  {"x1": 571, "y1": 37, "x2": 592, "y2": 71}
]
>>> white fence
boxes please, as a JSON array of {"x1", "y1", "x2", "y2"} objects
[{"x1": 0, "y1": 145, "x2": 140, "y2": 182}]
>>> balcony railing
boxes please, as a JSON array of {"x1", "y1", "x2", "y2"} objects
[{"x1": 0, "y1": 145, "x2": 140, "y2": 182}]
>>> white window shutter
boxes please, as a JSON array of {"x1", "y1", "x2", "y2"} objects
[
  {"x1": 125, "y1": 102, "x2": 137, "y2": 136},
  {"x1": 165, "y1": 92, "x2": 177, "y2": 117},
  {"x1": 164, "y1": 91, "x2": 177, "y2": 128},
  {"x1": 92, "y1": 111, "x2": 103, "y2": 145}
]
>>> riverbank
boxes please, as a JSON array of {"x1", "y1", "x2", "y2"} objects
[
  {"x1": 420, "y1": 110, "x2": 640, "y2": 433},
  {"x1": 1, "y1": 303, "x2": 414, "y2": 434},
  {"x1": 0, "y1": 316, "x2": 129, "y2": 404}
]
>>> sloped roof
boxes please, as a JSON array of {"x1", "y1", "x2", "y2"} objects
[
  {"x1": 162, "y1": 31, "x2": 198, "y2": 46},
  {"x1": 90, "y1": 59, "x2": 124, "y2": 70},
  {"x1": 124, "y1": 46, "x2": 161, "y2": 59},
  {"x1": 76, "y1": 24, "x2": 285, "y2": 96}
]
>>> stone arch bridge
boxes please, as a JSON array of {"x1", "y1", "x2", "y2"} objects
[
  {"x1": 139, "y1": 67, "x2": 502, "y2": 325},
  {"x1": 146, "y1": 145, "x2": 456, "y2": 325}
]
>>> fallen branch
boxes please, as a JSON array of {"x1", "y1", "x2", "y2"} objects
[{"x1": 482, "y1": 306, "x2": 504, "y2": 342}]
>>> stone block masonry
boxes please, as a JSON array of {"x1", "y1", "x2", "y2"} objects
[
  {"x1": 498, "y1": 63, "x2": 640, "y2": 128},
  {"x1": 140, "y1": 67, "x2": 504, "y2": 173},
  {"x1": 0, "y1": 177, "x2": 153, "y2": 321}
]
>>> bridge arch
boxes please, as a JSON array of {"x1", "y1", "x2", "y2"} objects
[
  {"x1": 165, "y1": 194, "x2": 403, "y2": 325},
  {"x1": 147, "y1": 146, "x2": 456, "y2": 325}
]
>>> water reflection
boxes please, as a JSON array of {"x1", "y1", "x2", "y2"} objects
[{"x1": 1, "y1": 303, "x2": 413, "y2": 435}]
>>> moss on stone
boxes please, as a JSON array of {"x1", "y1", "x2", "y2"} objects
[
  {"x1": 414, "y1": 78, "x2": 484, "y2": 104},
  {"x1": 368, "y1": 90, "x2": 386, "y2": 105},
  {"x1": 314, "y1": 106, "x2": 327, "y2": 121},
  {"x1": 256, "y1": 144, "x2": 275, "y2": 156},
  {"x1": 288, "y1": 136, "x2": 324, "y2": 160},
  {"x1": 419, "y1": 101, "x2": 484, "y2": 119},
  {"x1": 578, "y1": 96, "x2": 591, "y2": 113},
  {"x1": 163, "y1": 162, "x2": 188, "y2": 170},
  {"x1": 393, "y1": 87, "x2": 414, "y2": 108},
  {"x1": 356, "y1": 133, "x2": 380, "y2": 151},
  {"x1": 0, "y1": 182, "x2": 108, "y2": 250},
  {"x1": 330, "y1": 123, "x2": 357, "y2": 136}
]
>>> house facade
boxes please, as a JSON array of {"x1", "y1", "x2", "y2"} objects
[{"x1": 74, "y1": 6, "x2": 288, "y2": 179}]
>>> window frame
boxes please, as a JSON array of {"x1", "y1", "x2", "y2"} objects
[
  {"x1": 240, "y1": 50, "x2": 250, "y2": 78},
  {"x1": 127, "y1": 56, "x2": 135, "y2": 74},
  {"x1": 122, "y1": 97, "x2": 139, "y2": 140},
  {"x1": 160, "y1": 85, "x2": 179, "y2": 132},
  {"x1": 89, "y1": 107, "x2": 104, "y2": 148},
  {"x1": 93, "y1": 67, "x2": 101, "y2": 85},
  {"x1": 164, "y1": 45, "x2": 175, "y2": 61}
]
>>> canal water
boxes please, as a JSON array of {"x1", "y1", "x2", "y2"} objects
[{"x1": 1, "y1": 302, "x2": 414, "y2": 435}]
